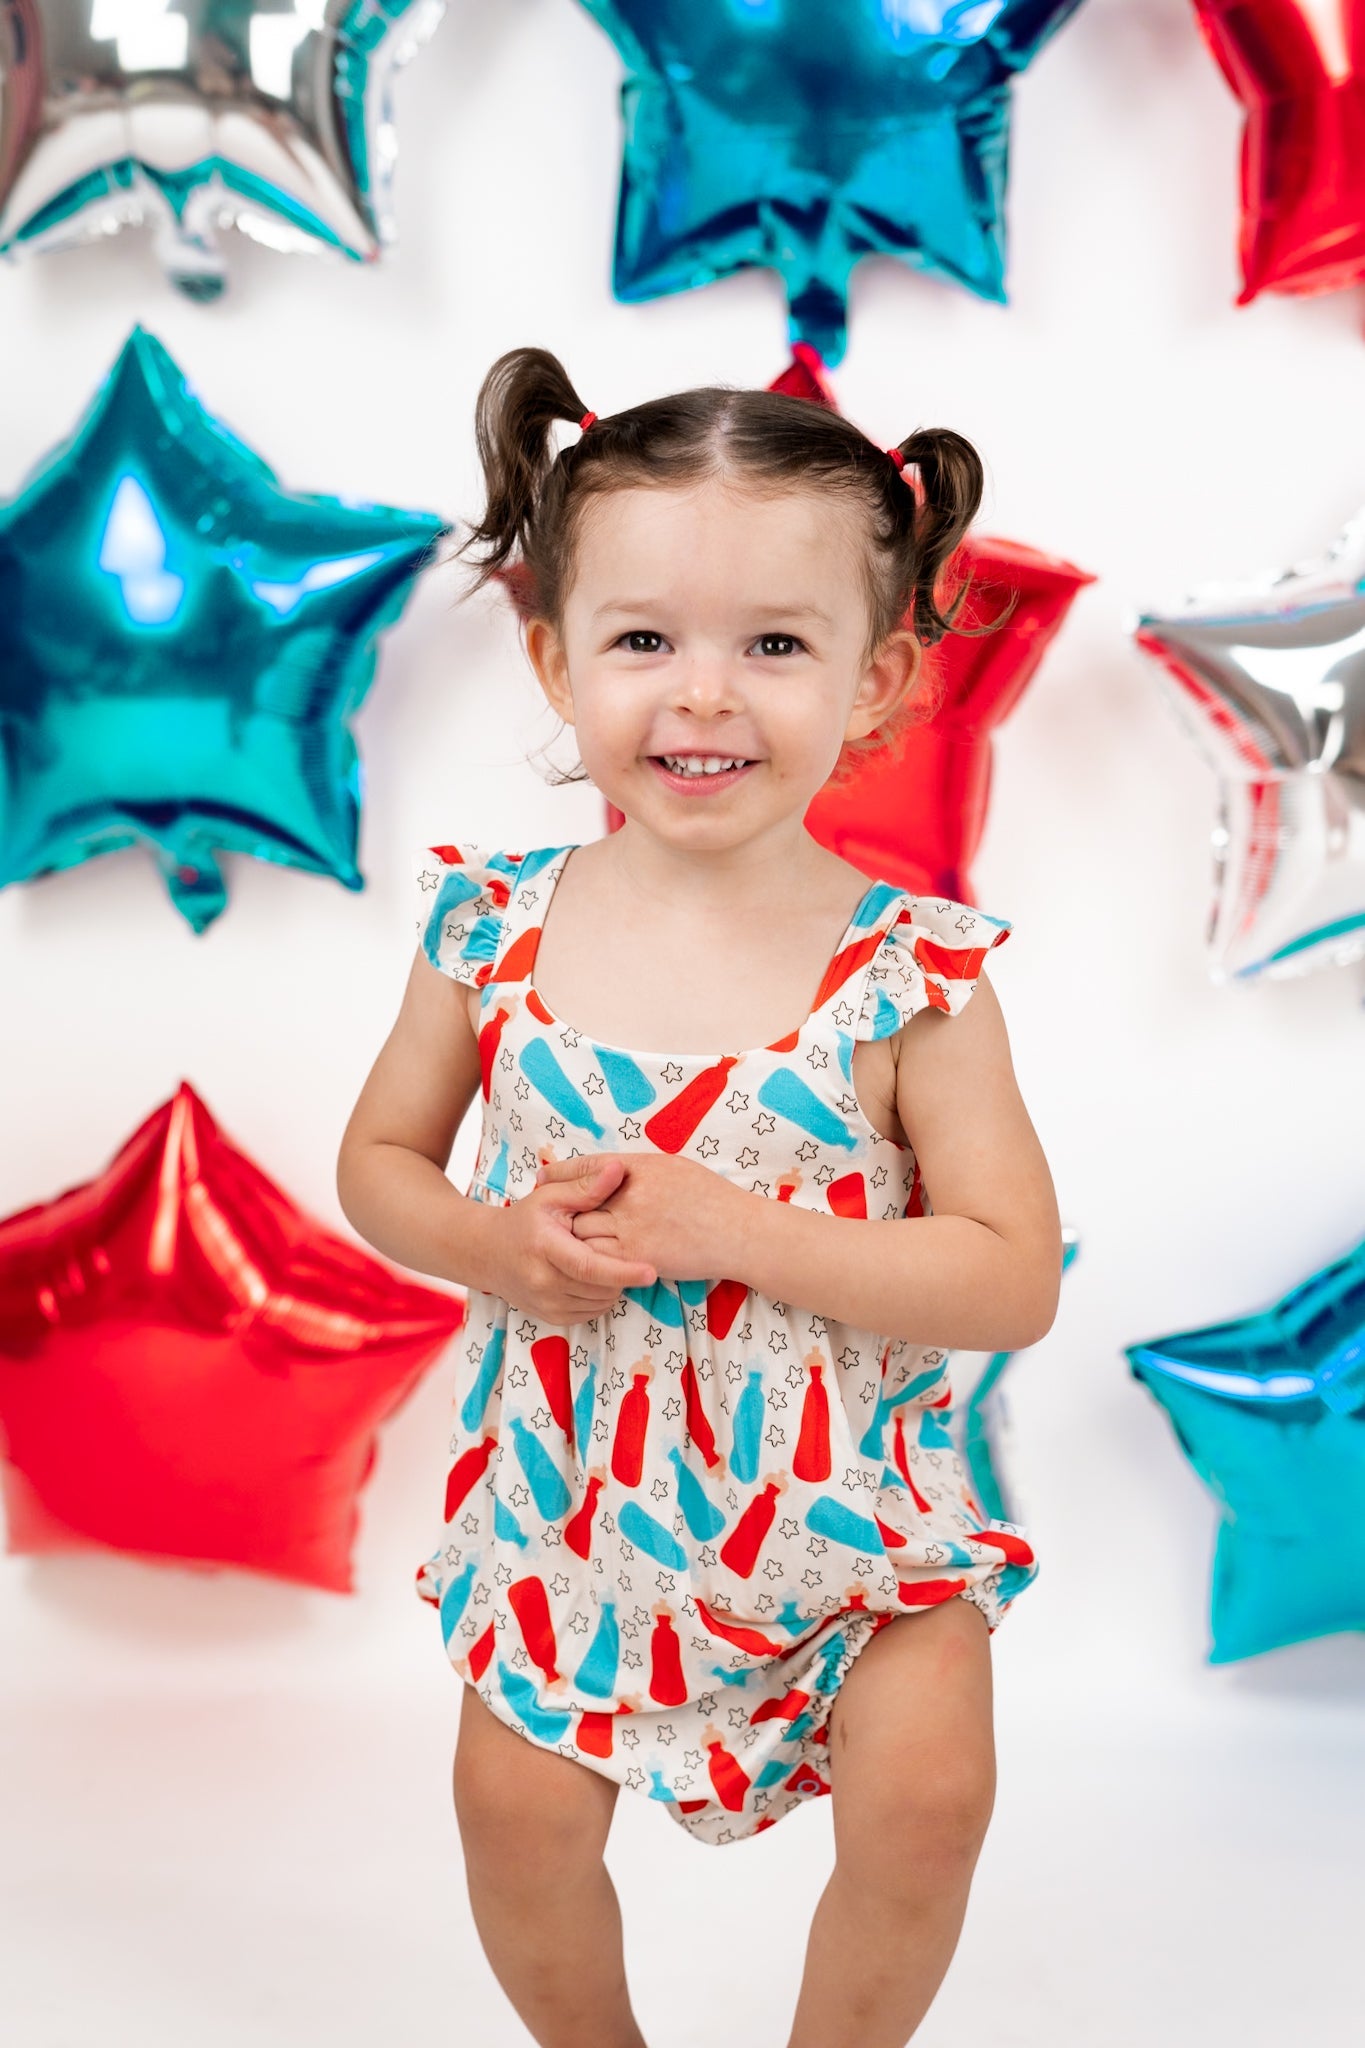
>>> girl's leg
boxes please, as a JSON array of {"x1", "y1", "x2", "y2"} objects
[
  {"x1": 452, "y1": 1682, "x2": 649, "y2": 2048},
  {"x1": 784, "y1": 1598, "x2": 996, "y2": 2048}
]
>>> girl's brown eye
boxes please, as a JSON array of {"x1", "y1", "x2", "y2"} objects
[
  {"x1": 757, "y1": 634, "x2": 799, "y2": 657},
  {"x1": 624, "y1": 631, "x2": 663, "y2": 653}
]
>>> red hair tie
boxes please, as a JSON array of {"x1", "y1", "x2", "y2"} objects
[
  {"x1": 886, "y1": 445, "x2": 907, "y2": 472},
  {"x1": 579, "y1": 410, "x2": 598, "y2": 432}
]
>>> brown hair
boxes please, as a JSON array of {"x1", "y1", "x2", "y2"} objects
[{"x1": 458, "y1": 346, "x2": 1013, "y2": 789}]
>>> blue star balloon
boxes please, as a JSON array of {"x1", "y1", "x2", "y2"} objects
[
  {"x1": 0, "y1": 0, "x2": 444, "y2": 297},
  {"x1": 950, "y1": 1229, "x2": 1077, "y2": 1523},
  {"x1": 1127, "y1": 1236, "x2": 1365, "y2": 1664},
  {"x1": 0, "y1": 328, "x2": 446, "y2": 932},
  {"x1": 578, "y1": 0, "x2": 1086, "y2": 365}
]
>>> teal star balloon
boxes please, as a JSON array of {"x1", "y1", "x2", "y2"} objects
[
  {"x1": 0, "y1": 328, "x2": 446, "y2": 932},
  {"x1": 1127, "y1": 1235, "x2": 1365, "y2": 1664},
  {"x1": 579, "y1": 0, "x2": 1086, "y2": 365}
]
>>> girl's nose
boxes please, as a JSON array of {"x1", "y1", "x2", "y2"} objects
[{"x1": 670, "y1": 654, "x2": 744, "y2": 710}]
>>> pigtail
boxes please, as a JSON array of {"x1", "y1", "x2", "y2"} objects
[
  {"x1": 459, "y1": 347, "x2": 590, "y2": 595},
  {"x1": 892, "y1": 427, "x2": 1016, "y2": 644}
]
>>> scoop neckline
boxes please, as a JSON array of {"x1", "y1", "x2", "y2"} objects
[{"x1": 512, "y1": 842, "x2": 897, "y2": 1066}]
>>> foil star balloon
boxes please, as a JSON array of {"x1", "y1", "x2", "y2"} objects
[
  {"x1": 0, "y1": 0, "x2": 444, "y2": 296},
  {"x1": 1131, "y1": 507, "x2": 1365, "y2": 981},
  {"x1": 950, "y1": 1229, "x2": 1077, "y2": 1524},
  {"x1": 0, "y1": 1082, "x2": 464, "y2": 1591},
  {"x1": 1192, "y1": 1, "x2": 1365, "y2": 304},
  {"x1": 597, "y1": 349, "x2": 1095, "y2": 901},
  {"x1": 1127, "y1": 1234, "x2": 1365, "y2": 1663},
  {"x1": 578, "y1": 0, "x2": 1086, "y2": 364},
  {"x1": 0, "y1": 327, "x2": 446, "y2": 933}
]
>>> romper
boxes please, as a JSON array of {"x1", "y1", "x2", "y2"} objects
[{"x1": 412, "y1": 840, "x2": 1039, "y2": 1847}]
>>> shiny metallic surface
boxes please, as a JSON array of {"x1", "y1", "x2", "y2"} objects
[
  {"x1": 1133, "y1": 513, "x2": 1365, "y2": 981},
  {"x1": 0, "y1": 327, "x2": 448, "y2": 930},
  {"x1": 580, "y1": 0, "x2": 1086, "y2": 364},
  {"x1": 0, "y1": 0, "x2": 444, "y2": 293}
]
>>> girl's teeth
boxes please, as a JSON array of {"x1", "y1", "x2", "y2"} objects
[{"x1": 662, "y1": 757, "x2": 748, "y2": 775}]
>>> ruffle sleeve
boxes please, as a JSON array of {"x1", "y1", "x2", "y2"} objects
[
  {"x1": 853, "y1": 894, "x2": 1013, "y2": 1042},
  {"x1": 413, "y1": 842, "x2": 524, "y2": 989}
]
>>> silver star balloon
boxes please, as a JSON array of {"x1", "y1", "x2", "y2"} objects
[
  {"x1": 0, "y1": 0, "x2": 443, "y2": 298},
  {"x1": 1131, "y1": 509, "x2": 1365, "y2": 982}
]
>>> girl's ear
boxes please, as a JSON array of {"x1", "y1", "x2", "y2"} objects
[
  {"x1": 847, "y1": 627, "x2": 921, "y2": 741},
  {"x1": 525, "y1": 616, "x2": 575, "y2": 723}
]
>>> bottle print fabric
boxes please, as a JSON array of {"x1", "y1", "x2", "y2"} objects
[{"x1": 412, "y1": 841, "x2": 1039, "y2": 1846}]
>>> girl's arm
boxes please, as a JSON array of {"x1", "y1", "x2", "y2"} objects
[
  {"x1": 338, "y1": 950, "x2": 657, "y2": 1321},
  {"x1": 336, "y1": 947, "x2": 508, "y2": 1291},
  {"x1": 730, "y1": 970, "x2": 1061, "y2": 1351}
]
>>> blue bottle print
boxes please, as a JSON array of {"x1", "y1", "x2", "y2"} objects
[
  {"x1": 575, "y1": 1598, "x2": 620, "y2": 1697},
  {"x1": 666, "y1": 1445, "x2": 726, "y2": 1540},
  {"x1": 594, "y1": 1045, "x2": 657, "y2": 1114},
  {"x1": 731, "y1": 1364, "x2": 765, "y2": 1484},
  {"x1": 493, "y1": 1493, "x2": 530, "y2": 1549},
  {"x1": 498, "y1": 1661, "x2": 572, "y2": 1743},
  {"x1": 574, "y1": 1357, "x2": 598, "y2": 1461},
  {"x1": 461, "y1": 1320, "x2": 506, "y2": 1433},
  {"x1": 508, "y1": 1414, "x2": 573, "y2": 1521},
  {"x1": 618, "y1": 1498, "x2": 688, "y2": 1571},
  {"x1": 805, "y1": 1494, "x2": 884, "y2": 1553},
  {"x1": 439, "y1": 1558, "x2": 477, "y2": 1647},
  {"x1": 519, "y1": 1037, "x2": 607, "y2": 1139},
  {"x1": 757, "y1": 1066, "x2": 857, "y2": 1151}
]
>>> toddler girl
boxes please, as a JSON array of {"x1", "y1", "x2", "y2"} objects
[{"x1": 337, "y1": 348, "x2": 1062, "y2": 2048}]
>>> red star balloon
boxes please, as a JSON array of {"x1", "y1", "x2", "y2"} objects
[
  {"x1": 1193, "y1": 1, "x2": 1365, "y2": 302},
  {"x1": 0, "y1": 1083, "x2": 463, "y2": 1591},
  {"x1": 602, "y1": 348, "x2": 1095, "y2": 901}
]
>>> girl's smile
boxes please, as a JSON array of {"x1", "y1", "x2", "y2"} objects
[{"x1": 646, "y1": 754, "x2": 761, "y2": 795}]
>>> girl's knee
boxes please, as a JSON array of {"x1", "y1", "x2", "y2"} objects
[
  {"x1": 877, "y1": 1754, "x2": 996, "y2": 1872},
  {"x1": 452, "y1": 1695, "x2": 617, "y2": 1865}
]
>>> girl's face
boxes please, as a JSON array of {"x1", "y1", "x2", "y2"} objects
[{"x1": 525, "y1": 475, "x2": 919, "y2": 844}]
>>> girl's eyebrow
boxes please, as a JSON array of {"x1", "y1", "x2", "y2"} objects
[{"x1": 591, "y1": 599, "x2": 835, "y2": 625}]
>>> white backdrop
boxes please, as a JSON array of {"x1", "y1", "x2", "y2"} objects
[{"x1": 4, "y1": 2, "x2": 1365, "y2": 2044}]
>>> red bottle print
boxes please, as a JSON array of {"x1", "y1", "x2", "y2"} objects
[
  {"x1": 906, "y1": 1160, "x2": 926, "y2": 1219},
  {"x1": 874, "y1": 1513, "x2": 909, "y2": 1550},
  {"x1": 649, "y1": 1604, "x2": 688, "y2": 1706},
  {"x1": 444, "y1": 1434, "x2": 498, "y2": 1521},
  {"x1": 706, "y1": 1278, "x2": 748, "y2": 1341},
  {"x1": 694, "y1": 1597, "x2": 786, "y2": 1657},
  {"x1": 826, "y1": 1170, "x2": 867, "y2": 1220},
  {"x1": 508, "y1": 1574, "x2": 562, "y2": 1682},
  {"x1": 702, "y1": 1723, "x2": 751, "y2": 1813},
  {"x1": 575, "y1": 1710, "x2": 616, "y2": 1759},
  {"x1": 611, "y1": 1357, "x2": 654, "y2": 1487},
  {"x1": 530, "y1": 1334, "x2": 574, "y2": 1444},
  {"x1": 793, "y1": 1352, "x2": 831, "y2": 1481},
  {"x1": 896, "y1": 1577, "x2": 968, "y2": 1608},
  {"x1": 719, "y1": 1471, "x2": 788, "y2": 1578},
  {"x1": 914, "y1": 930, "x2": 1005, "y2": 984},
  {"x1": 681, "y1": 1358, "x2": 723, "y2": 1471},
  {"x1": 644, "y1": 1056, "x2": 740, "y2": 1154},
  {"x1": 563, "y1": 1467, "x2": 606, "y2": 1560},
  {"x1": 811, "y1": 928, "x2": 885, "y2": 1009},
  {"x1": 891, "y1": 1411, "x2": 934, "y2": 1513},
  {"x1": 477, "y1": 1004, "x2": 510, "y2": 1102},
  {"x1": 495, "y1": 923, "x2": 538, "y2": 986},
  {"x1": 749, "y1": 1686, "x2": 811, "y2": 1726},
  {"x1": 467, "y1": 1620, "x2": 496, "y2": 1682}
]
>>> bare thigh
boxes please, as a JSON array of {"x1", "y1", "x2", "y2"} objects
[
  {"x1": 827, "y1": 1599, "x2": 996, "y2": 1871},
  {"x1": 453, "y1": 1682, "x2": 621, "y2": 1863}
]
